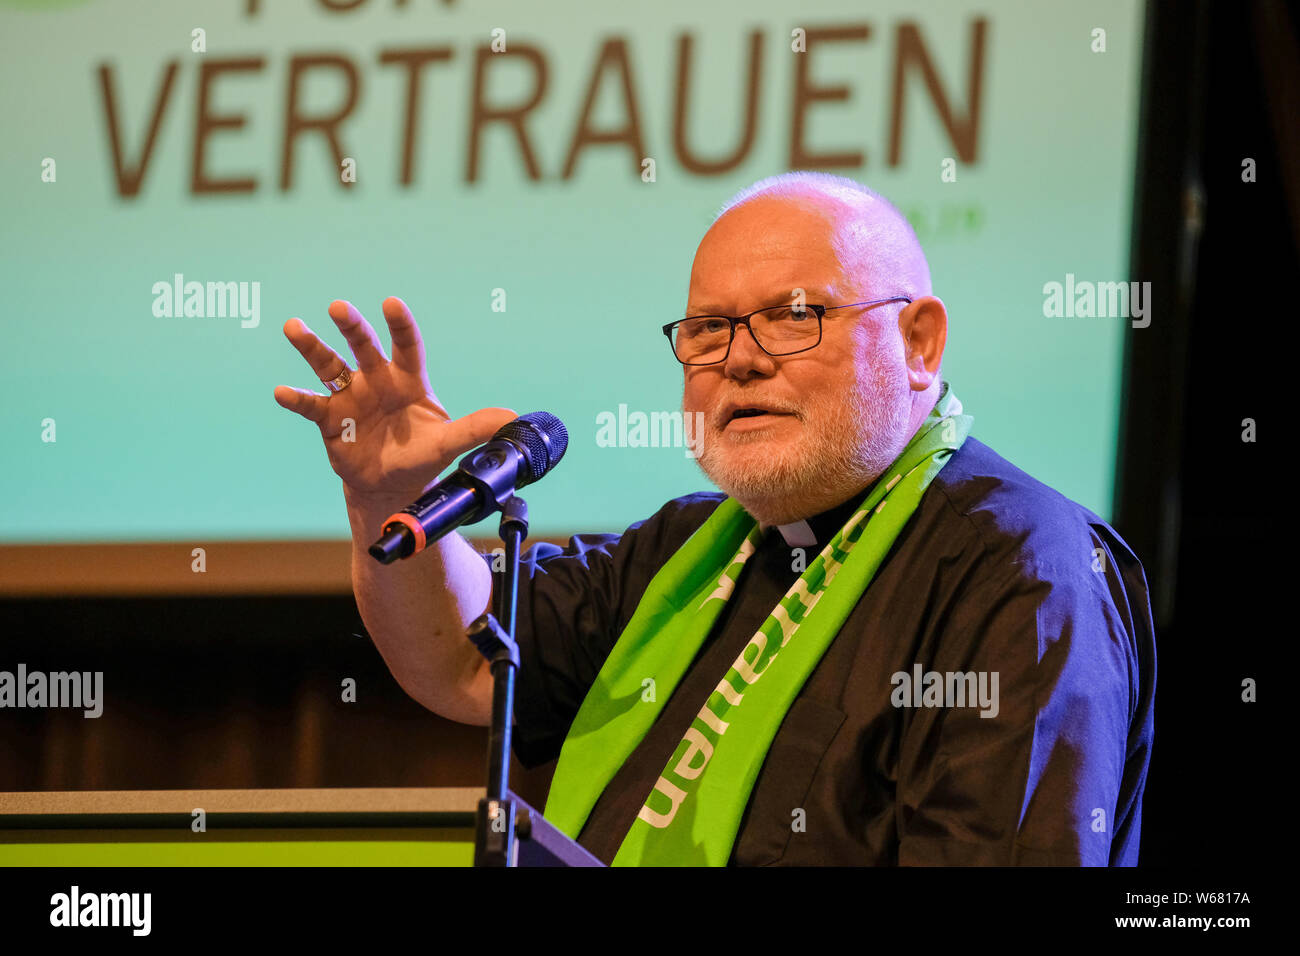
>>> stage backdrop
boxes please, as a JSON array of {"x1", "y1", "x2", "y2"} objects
[{"x1": 1, "y1": 0, "x2": 1145, "y2": 549}]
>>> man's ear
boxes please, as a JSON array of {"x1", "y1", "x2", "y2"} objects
[{"x1": 899, "y1": 296, "x2": 947, "y2": 391}]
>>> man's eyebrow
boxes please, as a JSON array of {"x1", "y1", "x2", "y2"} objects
[{"x1": 686, "y1": 288, "x2": 836, "y2": 315}]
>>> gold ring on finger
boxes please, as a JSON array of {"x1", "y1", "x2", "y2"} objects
[{"x1": 322, "y1": 367, "x2": 353, "y2": 393}]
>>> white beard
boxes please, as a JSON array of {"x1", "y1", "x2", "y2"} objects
[{"x1": 686, "y1": 356, "x2": 914, "y2": 527}]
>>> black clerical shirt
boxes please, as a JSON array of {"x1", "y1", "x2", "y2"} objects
[{"x1": 492, "y1": 437, "x2": 1156, "y2": 866}]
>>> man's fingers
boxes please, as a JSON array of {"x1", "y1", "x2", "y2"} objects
[
  {"x1": 441, "y1": 406, "x2": 519, "y2": 456},
  {"x1": 381, "y1": 296, "x2": 427, "y2": 374},
  {"x1": 283, "y1": 317, "x2": 351, "y2": 382},
  {"x1": 328, "y1": 300, "x2": 388, "y2": 371},
  {"x1": 273, "y1": 385, "x2": 329, "y2": 424}
]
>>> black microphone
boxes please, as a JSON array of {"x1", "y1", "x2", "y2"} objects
[{"x1": 368, "y1": 411, "x2": 568, "y2": 564}]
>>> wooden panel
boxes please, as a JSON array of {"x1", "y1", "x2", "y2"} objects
[
  {"x1": 0, "y1": 537, "x2": 572, "y2": 596},
  {"x1": 0, "y1": 787, "x2": 481, "y2": 819}
]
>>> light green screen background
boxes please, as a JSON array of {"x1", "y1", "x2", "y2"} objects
[{"x1": 0, "y1": 0, "x2": 1144, "y2": 542}]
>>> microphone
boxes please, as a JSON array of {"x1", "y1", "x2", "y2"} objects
[{"x1": 368, "y1": 411, "x2": 568, "y2": 564}]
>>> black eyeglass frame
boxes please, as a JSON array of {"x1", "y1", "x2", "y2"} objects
[{"x1": 661, "y1": 296, "x2": 914, "y2": 366}]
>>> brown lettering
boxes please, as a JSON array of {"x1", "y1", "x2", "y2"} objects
[
  {"x1": 379, "y1": 47, "x2": 454, "y2": 186},
  {"x1": 192, "y1": 57, "x2": 265, "y2": 195},
  {"x1": 97, "y1": 60, "x2": 179, "y2": 198},
  {"x1": 673, "y1": 31, "x2": 763, "y2": 175},
  {"x1": 561, "y1": 37, "x2": 646, "y2": 180},
  {"x1": 888, "y1": 19, "x2": 987, "y2": 166},
  {"x1": 466, "y1": 44, "x2": 549, "y2": 183},
  {"x1": 281, "y1": 54, "x2": 362, "y2": 190},
  {"x1": 789, "y1": 25, "x2": 871, "y2": 170}
]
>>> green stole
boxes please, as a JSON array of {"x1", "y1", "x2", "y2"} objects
[{"x1": 543, "y1": 384, "x2": 972, "y2": 865}]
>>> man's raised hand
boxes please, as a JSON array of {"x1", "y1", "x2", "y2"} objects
[{"x1": 273, "y1": 296, "x2": 516, "y2": 499}]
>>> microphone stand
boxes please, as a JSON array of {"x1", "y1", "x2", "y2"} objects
[{"x1": 465, "y1": 495, "x2": 528, "y2": 867}]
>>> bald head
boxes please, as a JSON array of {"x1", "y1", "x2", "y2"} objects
[{"x1": 708, "y1": 172, "x2": 932, "y2": 303}]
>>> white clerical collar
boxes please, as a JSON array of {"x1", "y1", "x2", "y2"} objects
[{"x1": 772, "y1": 520, "x2": 818, "y2": 548}]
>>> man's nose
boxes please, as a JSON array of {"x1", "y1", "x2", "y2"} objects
[{"x1": 723, "y1": 321, "x2": 777, "y2": 378}]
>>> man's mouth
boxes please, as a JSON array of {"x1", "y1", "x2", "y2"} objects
[{"x1": 720, "y1": 404, "x2": 798, "y2": 429}]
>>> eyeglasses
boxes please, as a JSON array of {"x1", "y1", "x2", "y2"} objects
[{"x1": 662, "y1": 296, "x2": 913, "y2": 366}]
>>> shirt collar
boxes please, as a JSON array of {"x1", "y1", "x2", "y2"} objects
[
  {"x1": 775, "y1": 520, "x2": 818, "y2": 547},
  {"x1": 761, "y1": 485, "x2": 876, "y2": 548}
]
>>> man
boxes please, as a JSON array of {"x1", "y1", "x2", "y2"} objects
[{"x1": 274, "y1": 172, "x2": 1156, "y2": 866}]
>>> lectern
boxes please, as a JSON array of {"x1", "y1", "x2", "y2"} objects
[{"x1": 0, "y1": 787, "x2": 601, "y2": 866}]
